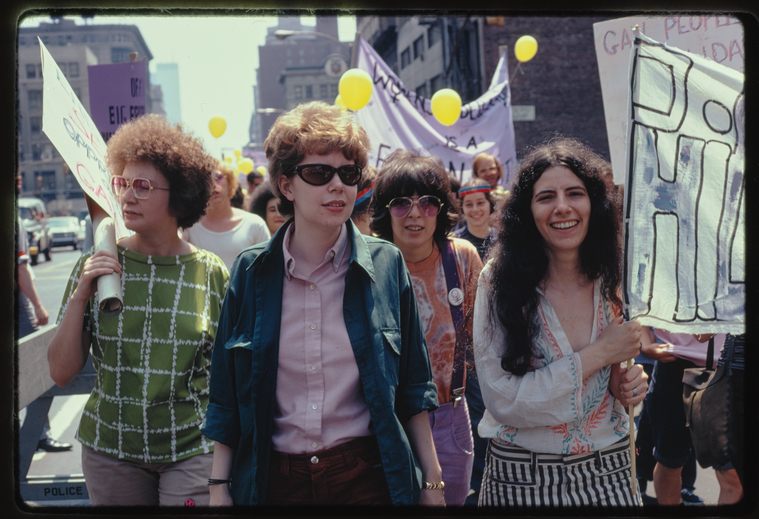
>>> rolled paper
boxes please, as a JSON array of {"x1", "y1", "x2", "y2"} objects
[{"x1": 93, "y1": 216, "x2": 123, "y2": 313}]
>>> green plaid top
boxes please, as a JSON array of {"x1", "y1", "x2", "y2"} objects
[{"x1": 58, "y1": 245, "x2": 229, "y2": 463}]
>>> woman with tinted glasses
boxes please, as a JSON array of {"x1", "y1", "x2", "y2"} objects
[
  {"x1": 47, "y1": 114, "x2": 229, "y2": 506},
  {"x1": 182, "y1": 163, "x2": 270, "y2": 270},
  {"x1": 370, "y1": 149, "x2": 484, "y2": 506},
  {"x1": 202, "y1": 101, "x2": 444, "y2": 507},
  {"x1": 473, "y1": 138, "x2": 647, "y2": 507}
]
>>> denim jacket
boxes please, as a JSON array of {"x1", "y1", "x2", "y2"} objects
[{"x1": 201, "y1": 220, "x2": 438, "y2": 505}]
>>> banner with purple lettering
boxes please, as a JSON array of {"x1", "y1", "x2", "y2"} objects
[
  {"x1": 88, "y1": 60, "x2": 147, "y2": 143},
  {"x1": 624, "y1": 33, "x2": 744, "y2": 333},
  {"x1": 354, "y1": 37, "x2": 517, "y2": 186}
]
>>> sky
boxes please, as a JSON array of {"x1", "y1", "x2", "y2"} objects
[{"x1": 19, "y1": 12, "x2": 357, "y2": 160}]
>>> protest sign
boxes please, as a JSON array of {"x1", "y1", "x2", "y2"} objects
[
  {"x1": 593, "y1": 15, "x2": 744, "y2": 183},
  {"x1": 624, "y1": 33, "x2": 744, "y2": 333},
  {"x1": 88, "y1": 60, "x2": 148, "y2": 143},
  {"x1": 353, "y1": 37, "x2": 518, "y2": 186},
  {"x1": 40, "y1": 38, "x2": 126, "y2": 311}
]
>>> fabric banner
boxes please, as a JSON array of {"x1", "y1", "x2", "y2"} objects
[
  {"x1": 40, "y1": 38, "x2": 129, "y2": 240},
  {"x1": 353, "y1": 37, "x2": 517, "y2": 187},
  {"x1": 88, "y1": 60, "x2": 148, "y2": 143},
  {"x1": 624, "y1": 33, "x2": 744, "y2": 333}
]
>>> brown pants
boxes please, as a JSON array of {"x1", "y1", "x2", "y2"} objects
[
  {"x1": 266, "y1": 436, "x2": 391, "y2": 505},
  {"x1": 81, "y1": 446, "x2": 212, "y2": 506}
]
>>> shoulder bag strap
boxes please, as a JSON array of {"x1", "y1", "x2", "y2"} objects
[
  {"x1": 438, "y1": 238, "x2": 467, "y2": 403},
  {"x1": 706, "y1": 336, "x2": 715, "y2": 370}
]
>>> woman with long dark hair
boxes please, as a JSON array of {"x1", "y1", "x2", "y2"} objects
[{"x1": 473, "y1": 138, "x2": 648, "y2": 507}]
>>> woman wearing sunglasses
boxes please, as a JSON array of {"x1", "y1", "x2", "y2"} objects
[
  {"x1": 370, "y1": 149, "x2": 484, "y2": 506},
  {"x1": 182, "y1": 163, "x2": 270, "y2": 270},
  {"x1": 473, "y1": 138, "x2": 647, "y2": 507},
  {"x1": 47, "y1": 115, "x2": 229, "y2": 506},
  {"x1": 202, "y1": 101, "x2": 444, "y2": 507}
]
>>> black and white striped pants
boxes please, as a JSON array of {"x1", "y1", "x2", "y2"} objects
[{"x1": 478, "y1": 437, "x2": 642, "y2": 507}]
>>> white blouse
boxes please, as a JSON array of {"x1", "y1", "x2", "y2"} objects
[{"x1": 473, "y1": 261, "x2": 630, "y2": 455}]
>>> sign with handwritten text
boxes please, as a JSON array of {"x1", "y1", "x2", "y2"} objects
[
  {"x1": 593, "y1": 15, "x2": 744, "y2": 183},
  {"x1": 88, "y1": 60, "x2": 147, "y2": 143},
  {"x1": 39, "y1": 38, "x2": 129, "y2": 239}
]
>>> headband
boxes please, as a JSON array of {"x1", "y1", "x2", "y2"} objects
[
  {"x1": 355, "y1": 184, "x2": 374, "y2": 205},
  {"x1": 458, "y1": 185, "x2": 492, "y2": 197}
]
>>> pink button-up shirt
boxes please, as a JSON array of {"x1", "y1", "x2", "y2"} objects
[{"x1": 271, "y1": 224, "x2": 372, "y2": 454}]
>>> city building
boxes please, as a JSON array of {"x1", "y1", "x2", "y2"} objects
[
  {"x1": 151, "y1": 63, "x2": 181, "y2": 124},
  {"x1": 17, "y1": 16, "x2": 154, "y2": 215},
  {"x1": 248, "y1": 15, "x2": 351, "y2": 155}
]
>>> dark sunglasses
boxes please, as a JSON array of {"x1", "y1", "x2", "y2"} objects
[
  {"x1": 386, "y1": 195, "x2": 443, "y2": 218},
  {"x1": 293, "y1": 163, "x2": 363, "y2": 187}
]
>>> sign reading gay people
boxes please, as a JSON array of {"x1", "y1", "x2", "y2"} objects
[
  {"x1": 88, "y1": 60, "x2": 147, "y2": 143},
  {"x1": 624, "y1": 33, "x2": 744, "y2": 333},
  {"x1": 39, "y1": 38, "x2": 129, "y2": 239},
  {"x1": 593, "y1": 15, "x2": 744, "y2": 183},
  {"x1": 353, "y1": 37, "x2": 518, "y2": 187}
]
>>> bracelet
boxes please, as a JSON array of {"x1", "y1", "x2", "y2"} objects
[
  {"x1": 207, "y1": 478, "x2": 231, "y2": 486},
  {"x1": 423, "y1": 480, "x2": 445, "y2": 491}
]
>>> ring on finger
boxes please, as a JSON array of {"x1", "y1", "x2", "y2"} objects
[{"x1": 632, "y1": 387, "x2": 638, "y2": 397}]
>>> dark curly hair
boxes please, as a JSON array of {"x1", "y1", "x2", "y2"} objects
[
  {"x1": 106, "y1": 114, "x2": 216, "y2": 229},
  {"x1": 370, "y1": 149, "x2": 457, "y2": 242},
  {"x1": 489, "y1": 137, "x2": 621, "y2": 376},
  {"x1": 249, "y1": 180, "x2": 276, "y2": 219}
]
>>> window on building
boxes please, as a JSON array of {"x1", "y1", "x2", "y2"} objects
[
  {"x1": 319, "y1": 84, "x2": 328, "y2": 98},
  {"x1": 401, "y1": 47, "x2": 411, "y2": 69},
  {"x1": 58, "y1": 62, "x2": 67, "y2": 76},
  {"x1": 30, "y1": 116, "x2": 42, "y2": 135},
  {"x1": 111, "y1": 47, "x2": 133, "y2": 63},
  {"x1": 294, "y1": 85, "x2": 303, "y2": 101},
  {"x1": 35, "y1": 170, "x2": 57, "y2": 192},
  {"x1": 305, "y1": 85, "x2": 313, "y2": 99},
  {"x1": 330, "y1": 83, "x2": 338, "y2": 97},
  {"x1": 65, "y1": 169, "x2": 79, "y2": 191},
  {"x1": 32, "y1": 143, "x2": 41, "y2": 161},
  {"x1": 68, "y1": 62, "x2": 79, "y2": 77},
  {"x1": 28, "y1": 89, "x2": 42, "y2": 110},
  {"x1": 415, "y1": 83, "x2": 427, "y2": 98},
  {"x1": 430, "y1": 74, "x2": 445, "y2": 93},
  {"x1": 428, "y1": 24, "x2": 441, "y2": 47},
  {"x1": 26, "y1": 63, "x2": 37, "y2": 79},
  {"x1": 413, "y1": 36, "x2": 425, "y2": 60}
]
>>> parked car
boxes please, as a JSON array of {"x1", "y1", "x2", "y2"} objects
[
  {"x1": 47, "y1": 216, "x2": 85, "y2": 250},
  {"x1": 18, "y1": 197, "x2": 52, "y2": 265}
]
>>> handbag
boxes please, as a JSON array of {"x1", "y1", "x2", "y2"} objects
[{"x1": 682, "y1": 336, "x2": 733, "y2": 468}]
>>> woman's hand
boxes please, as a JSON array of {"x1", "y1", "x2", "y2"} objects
[
  {"x1": 419, "y1": 488, "x2": 446, "y2": 506},
  {"x1": 71, "y1": 250, "x2": 122, "y2": 303},
  {"x1": 609, "y1": 363, "x2": 649, "y2": 406},
  {"x1": 597, "y1": 316, "x2": 642, "y2": 365},
  {"x1": 640, "y1": 341, "x2": 677, "y2": 362},
  {"x1": 208, "y1": 484, "x2": 233, "y2": 506}
]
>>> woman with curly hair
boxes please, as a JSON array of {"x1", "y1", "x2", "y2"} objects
[
  {"x1": 47, "y1": 114, "x2": 229, "y2": 506},
  {"x1": 473, "y1": 137, "x2": 648, "y2": 507},
  {"x1": 370, "y1": 149, "x2": 483, "y2": 506}
]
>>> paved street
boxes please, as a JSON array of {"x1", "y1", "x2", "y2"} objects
[{"x1": 17, "y1": 247, "x2": 722, "y2": 507}]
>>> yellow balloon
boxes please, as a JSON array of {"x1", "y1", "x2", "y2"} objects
[
  {"x1": 334, "y1": 94, "x2": 347, "y2": 110},
  {"x1": 430, "y1": 88, "x2": 462, "y2": 126},
  {"x1": 514, "y1": 35, "x2": 538, "y2": 63},
  {"x1": 239, "y1": 157, "x2": 254, "y2": 174},
  {"x1": 224, "y1": 156, "x2": 233, "y2": 164},
  {"x1": 256, "y1": 165, "x2": 267, "y2": 176},
  {"x1": 338, "y1": 68, "x2": 373, "y2": 111},
  {"x1": 233, "y1": 149, "x2": 242, "y2": 159},
  {"x1": 208, "y1": 116, "x2": 227, "y2": 139}
]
